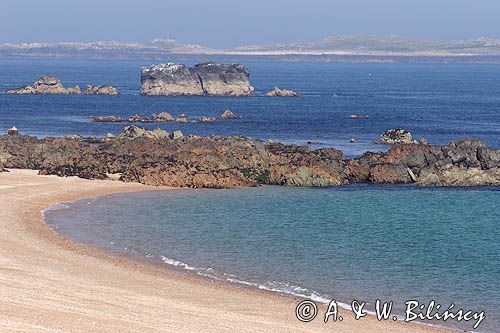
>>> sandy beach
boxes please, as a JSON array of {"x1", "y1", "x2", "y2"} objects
[{"x1": 0, "y1": 169, "x2": 450, "y2": 332}]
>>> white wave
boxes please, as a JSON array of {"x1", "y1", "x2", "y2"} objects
[
  {"x1": 158, "y1": 255, "x2": 196, "y2": 270},
  {"x1": 43, "y1": 203, "x2": 70, "y2": 212}
]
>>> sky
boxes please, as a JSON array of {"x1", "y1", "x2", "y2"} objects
[{"x1": 1, "y1": 0, "x2": 499, "y2": 49}]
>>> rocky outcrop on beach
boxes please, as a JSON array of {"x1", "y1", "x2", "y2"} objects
[
  {"x1": 117, "y1": 125, "x2": 172, "y2": 140},
  {"x1": 0, "y1": 129, "x2": 498, "y2": 188},
  {"x1": 140, "y1": 62, "x2": 255, "y2": 96},
  {"x1": 0, "y1": 129, "x2": 347, "y2": 188},
  {"x1": 348, "y1": 139, "x2": 500, "y2": 186},
  {"x1": 264, "y1": 87, "x2": 299, "y2": 97},
  {"x1": 4, "y1": 75, "x2": 119, "y2": 95},
  {"x1": 83, "y1": 85, "x2": 120, "y2": 95},
  {"x1": 5, "y1": 75, "x2": 81, "y2": 95}
]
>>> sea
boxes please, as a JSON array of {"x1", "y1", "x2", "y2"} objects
[{"x1": 1, "y1": 59, "x2": 499, "y2": 331}]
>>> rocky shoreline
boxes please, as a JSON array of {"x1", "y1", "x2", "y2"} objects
[{"x1": 0, "y1": 127, "x2": 498, "y2": 188}]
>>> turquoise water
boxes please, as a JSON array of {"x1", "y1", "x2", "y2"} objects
[
  {"x1": 3, "y1": 59, "x2": 499, "y2": 330},
  {"x1": 45, "y1": 186, "x2": 500, "y2": 332}
]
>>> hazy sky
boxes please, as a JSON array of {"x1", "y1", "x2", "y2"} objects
[{"x1": 1, "y1": 0, "x2": 499, "y2": 48}]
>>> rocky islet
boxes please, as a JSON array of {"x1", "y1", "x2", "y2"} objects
[{"x1": 5, "y1": 75, "x2": 120, "y2": 95}]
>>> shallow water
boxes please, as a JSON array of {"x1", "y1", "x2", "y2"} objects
[
  {"x1": 1, "y1": 59, "x2": 500, "y2": 157},
  {"x1": 45, "y1": 185, "x2": 500, "y2": 332}
]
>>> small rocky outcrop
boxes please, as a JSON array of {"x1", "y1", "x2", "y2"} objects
[
  {"x1": 117, "y1": 125, "x2": 171, "y2": 140},
  {"x1": 264, "y1": 87, "x2": 299, "y2": 97},
  {"x1": 218, "y1": 110, "x2": 238, "y2": 119},
  {"x1": 90, "y1": 115, "x2": 125, "y2": 123},
  {"x1": 152, "y1": 112, "x2": 175, "y2": 122},
  {"x1": 140, "y1": 62, "x2": 255, "y2": 96},
  {"x1": 379, "y1": 129, "x2": 413, "y2": 144},
  {"x1": 83, "y1": 85, "x2": 120, "y2": 95},
  {"x1": 7, "y1": 126, "x2": 19, "y2": 136},
  {"x1": 176, "y1": 114, "x2": 189, "y2": 123},
  {"x1": 5, "y1": 75, "x2": 81, "y2": 95},
  {"x1": 196, "y1": 116, "x2": 216, "y2": 123},
  {"x1": 5, "y1": 75, "x2": 119, "y2": 95}
]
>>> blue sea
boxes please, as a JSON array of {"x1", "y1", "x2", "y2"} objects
[
  {"x1": 1, "y1": 59, "x2": 499, "y2": 156},
  {"x1": 2, "y1": 59, "x2": 499, "y2": 331}
]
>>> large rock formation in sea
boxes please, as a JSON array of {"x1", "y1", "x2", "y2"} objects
[
  {"x1": 5, "y1": 75, "x2": 120, "y2": 95},
  {"x1": 0, "y1": 129, "x2": 498, "y2": 188},
  {"x1": 140, "y1": 62, "x2": 255, "y2": 96}
]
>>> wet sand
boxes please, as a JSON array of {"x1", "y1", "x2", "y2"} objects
[{"x1": 0, "y1": 169, "x2": 450, "y2": 332}]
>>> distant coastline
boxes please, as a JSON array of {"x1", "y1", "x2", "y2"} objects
[{"x1": 3, "y1": 35, "x2": 500, "y2": 63}]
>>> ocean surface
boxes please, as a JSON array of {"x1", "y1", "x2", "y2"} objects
[
  {"x1": 1, "y1": 59, "x2": 499, "y2": 156},
  {"x1": 45, "y1": 186, "x2": 500, "y2": 332},
  {"x1": 2, "y1": 59, "x2": 499, "y2": 331}
]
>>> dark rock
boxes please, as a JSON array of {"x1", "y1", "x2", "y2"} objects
[
  {"x1": 7, "y1": 126, "x2": 19, "y2": 136},
  {"x1": 380, "y1": 129, "x2": 413, "y2": 144},
  {"x1": 169, "y1": 130, "x2": 183, "y2": 140}
]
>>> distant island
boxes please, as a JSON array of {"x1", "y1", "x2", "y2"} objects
[{"x1": 2, "y1": 35, "x2": 500, "y2": 63}]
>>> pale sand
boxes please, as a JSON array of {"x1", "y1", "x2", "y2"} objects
[{"x1": 0, "y1": 169, "x2": 451, "y2": 332}]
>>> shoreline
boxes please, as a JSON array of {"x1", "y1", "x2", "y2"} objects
[{"x1": 0, "y1": 169, "x2": 451, "y2": 332}]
